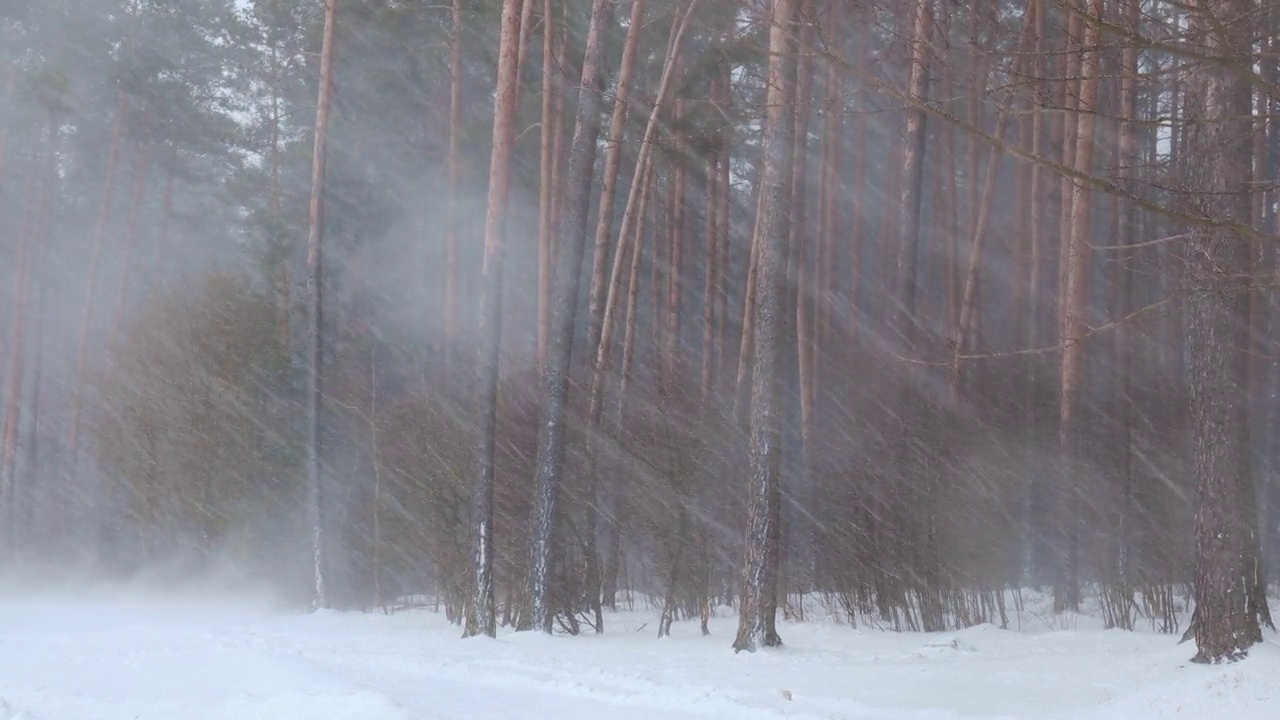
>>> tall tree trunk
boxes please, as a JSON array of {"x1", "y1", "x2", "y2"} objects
[
  {"x1": 444, "y1": 0, "x2": 464, "y2": 366},
  {"x1": 951, "y1": 5, "x2": 1035, "y2": 391},
  {"x1": 894, "y1": 0, "x2": 936, "y2": 631},
  {"x1": 524, "y1": 0, "x2": 609, "y2": 635},
  {"x1": 816, "y1": 0, "x2": 842, "y2": 357},
  {"x1": 1024, "y1": 0, "x2": 1047, "y2": 583},
  {"x1": 950, "y1": 111, "x2": 1008, "y2": 395},
  {"x1": 305, "y1": 0, "x2": 339, "y2": 611},
  {"x1": 1186, "y1": 0, "x2": 1271, "y2": 663},
  {"x1": 589, "y1": 2, "x2": 698, "y2": 418},
  {"x1": 665, "y1": 96, "x2": 687, "y2": 380},
  {"x1": 702, "y1": 99, "x2": 719, "y2": 397},
  {"x1": 849, "y1": 21, "x2": 869, "y2": 340},
  {"x1": 465, "y1": 0, "x2": 524, "y2": 640},
  {"x1": 620, "y1": 158, "x2": 659, "y2": 404},
  {"x1": 536, "y1": 0, "x2": 558, "y2": 366},
  {"x1": 516, "y1": 0, "x2": 537, "y2": 83},
  {"x1": 586, "y1": 0, "x2": 645, "y2": 408},
  {"x1": 1054, "y1": 0, "x2": 1102, "y2": 615},
  {"x1": 1111, "y1": 0, "x2": 1140, "y2": 627},
  {"x1": 791, "y1": 0, "x2": 818, "y2": 597},
  {"x1": 581, "y1": 0, "x2": 646, "y2": 623},
  {"x1": 733, "y1": 0, "x2": 793, "y2": 653},
  {"x1": 715, "y1": 67, "x2": 732, "y2": 394}
]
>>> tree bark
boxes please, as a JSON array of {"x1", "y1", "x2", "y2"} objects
[
  {"x1": 589, "y1": 2, "x2": 698, "y2": 419},
  {"x1": 894, "y1": 0, "x2": 936, "y2": 631},
  {"x1": 524, "y1": 0, "x2": 609, "y2": 635},
  {"x1": 465, "y1": 0, "x2": 524, "y2": 639},
  {"x1": 305, "y1": 0, "x2": 339, "y2": 611},
  {"x1": 1110, "y1": 0, "x2": 1140, "y2": 627},
  {"x1": 665, "y1": 96, "x2": 687, "y2": 380},
  {"x1": 586, "y1": 0, "x2": 645, "y2": 409},
  {"x1": 733, "y1": 0, "x2": 793, "y2": 653},
  {"x1": 1054, "y1": 0, "x2": 1102, "y2": 615},
  {"x1": 536, "y1": 0, "x2": 558, "y2": 366},
  {"x1": 619, "y1": 158, "x2": 658, "y2": 404},
  {"x1": 701, "y1": 130, "x2": 719, "y2": 397},
  {"x1": 444, "y1": 0, "x2": 464, "y2": 366},
  {"x1": 1185, "y1": 0, "x2": 1270, "y2": 663}
]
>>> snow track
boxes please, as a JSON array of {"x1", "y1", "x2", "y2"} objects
[{"x1": 0, "y1": 595, "x2": 1275, "y2": 719}]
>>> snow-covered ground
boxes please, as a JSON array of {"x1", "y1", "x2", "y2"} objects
[{"x1": 0, "y1": 589, "x2": 1275, "y2": 720}]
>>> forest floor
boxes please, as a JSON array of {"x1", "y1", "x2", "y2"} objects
[{"x1": 0, "y1": 586, "x2": 1276, "y2": 720}]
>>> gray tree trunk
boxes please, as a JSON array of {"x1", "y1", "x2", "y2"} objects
[
  {"x1": 1184, "y1": 0, "x2": 1269, "y2": 663},
  {"x1": 733, "y1": 0, "x2": 793, "y2": 654},
  {"x1": 524, "y1": 0, "x2": 610, "y2": 635}
]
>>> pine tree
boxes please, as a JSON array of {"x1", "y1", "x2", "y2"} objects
[
  {"x1": 465, "y1": 0, "x2": 523, "y2": 640},
  {"x1": 304, "y1": 0, "x2": 339, "y2": 611},
  {"x1": 733, "y1": 0, "x2": 793, "y2": 653}
]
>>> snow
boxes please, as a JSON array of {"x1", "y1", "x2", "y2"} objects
[{"x1": 0, "y1": 591, "x2": 1276, "y2": 720}]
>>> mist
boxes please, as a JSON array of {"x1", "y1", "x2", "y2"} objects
[{"x1": 0, "y1": 0, "x2": 1277, "y2": 678}]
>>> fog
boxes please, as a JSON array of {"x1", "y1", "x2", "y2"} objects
[{"x1": 0, "y1": 0, "x2": 1275, "y2": 666}]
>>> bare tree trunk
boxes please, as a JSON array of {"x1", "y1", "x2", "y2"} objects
[
  {"x1": 666, "y1": 97, "x2": 687, "y2": 380},
  {"x1": 1024, "y1": 0, "x2": 1046, "y2": 583},
  {"x1": 816, "y1": 0, "x2": 842, "y2": 356},
  {"x1": 735, "y1": 209, "x2": 761, "y2": 415},
  {"x1": 702, "y1": 104, "x2": 719, "y2": 397},
  {"x1": 586, "y1": 0, "x2": 645, "y2": 404},
  {"x1": 524, "y1": 0, "x2": 610, "y2": 635},
  {"x1": 1054, "y1": 0, "x2": 1102, "y2": 615},
  {"x1": 951, "y1": 5, "x2": 1036, "y2": 391},
  {"x1": 715, "y1": 68, "x2": 732, "y2": 393},
  {"x1": 580, "y1": 0, "x2": 646, "y2": 626},
  {"x1": 465, "y1": 0, "x2": 524, "y2": 639},
  {"x1": 849, "y1": 22, "x2": 869, "y2": 340},
  {"x1": 733, "y1": 0, "x2": 793, "y2": 653},
  {"x1": 791, "y1": 0, "x2": 818, "y2": 598},
  {"x1": 536, "y1": 0, "x2": 558, "y2": 366},
  {"x1": 305, "y1": 0, "x2": 340, "y2": 611},
  {"x1": 516, "y1": 0, "x2": 536, "y2": 83},
  {"x1": 589, "y1": 2, "x2": 698, "y2": 418},
  {"x1": 1110, "y1": 0, "x2": 1140, "y2": 629},
  {"x1": 951, "y1": 113, "x2": 1008, "y2": 395},
  {"x1": 894, "y1": 0, "x2": 936, "y2": 631},
  {"x1": 444, "y1": 0, "x2": 464, "y2": 366},
  {"x1": 1185, "y1": 0, "x2": 1269, "y2": 663},
  {"x1": 620, "y1": 159, "x2": 658, "y2": 404}
]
